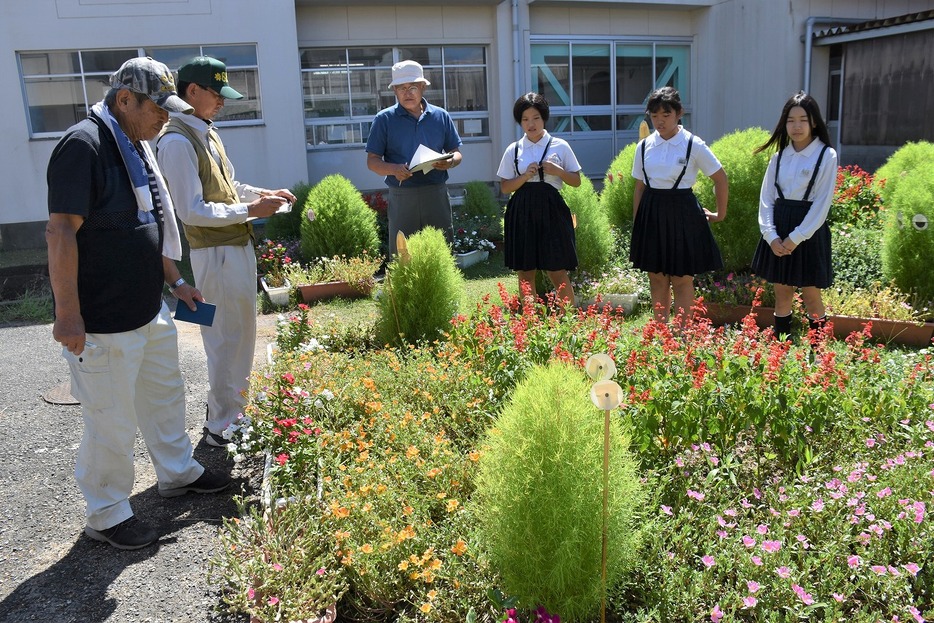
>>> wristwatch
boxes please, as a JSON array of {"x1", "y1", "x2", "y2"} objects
[{"x1": 168, "y1": 277, "x2": 186, "y2": 291}]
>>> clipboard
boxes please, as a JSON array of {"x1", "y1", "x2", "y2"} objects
[
  {"x1": 407, "y1": 144, "x2": 454, "y2": 174},
  {"x1": 174, "y1": 301, "x2": 216, "y2": 326}
]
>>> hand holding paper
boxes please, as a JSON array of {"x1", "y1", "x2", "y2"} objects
[{"x1": 407, "y1": 144, "x2": 454, "y2": 174}]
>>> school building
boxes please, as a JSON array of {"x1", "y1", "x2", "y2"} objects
[{"x1": 2, "y1": 0, "x2": 932, "y2": 250}]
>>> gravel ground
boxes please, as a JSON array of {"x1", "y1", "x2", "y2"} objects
[{"x1": 0, "y1": 305, "x2": 279, "y2": 623}]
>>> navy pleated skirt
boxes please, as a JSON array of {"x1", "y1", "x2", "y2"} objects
[
  {"x1": 751, "y1": 198, "x2": 832, "y2": 288},
  {"x1": 629, "y1": 187, "x2": 722, "y2": 277},
  {"x1": 504, "y1": 182, "x2": 577, "y2": 272}
]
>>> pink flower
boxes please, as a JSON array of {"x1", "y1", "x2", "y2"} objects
[
  {"x1": 272, "y1": 563, "x2": 283, "y2": 571},
  {"x1": 267, "y1": 596, "x2": 280, "y2": 606},
  {"x1": 702, "y1": 555, "x2": 716, "y2": 568},
  {"x1": 751, "y1": 556, "x2": 763, "y2": 566},
  {"x1": 795, "y1": 534, "x2": 810, "y2": 549},
  {"x1": 833, "y1": 593, "x2": 845, "y2": 602},
  {"x1": 870, "y1": 565, "x2": 887, "y2": 575},
  {"x1": 742, "y1": 596, "x2": 758, "y2": 608},
  {"x1": 756, "y1": 524, "x2": 769, "y2": 535},
  {"x1": 762, "y1": 540, "x2": 782, "y2": 553},
  {"x1": 811, "y1": 498, "x2": 825, "y2": 512},
  {"x1": 776, "y1": 566, "x2": 791, "y2": 578},
  {"x1": 660, "y1": 504, "x2": 673, "y2": 516},
  {"x1": 711, "y1": 604, "x2": 723, "y2": 623},
  {"x1": 877, "y1": 487, "x2": 892, "y2": 498},
  {"x1": 904, "y1": 562, "x2": 921, "y2": 576},
  {"x1": 742, "y1": 535, "x2": 756, "y2": 548},
  {"x1": 316, "y1": 567, "x2": 327, "y2": 576},
  {"x1": 848, "y1": 555, "x2": 861, "y2": 568},
  {"x1": 687, "y1": 489, "x2": 706, "y2": 501},
  {"x1": 909, "y1": 605, "x2": 924, "y2": 623},
  {"x1": 865, "y1": 438, "x2": 876, "y2": 448},
  {"x1": 247, "y1": 587, "x2": 255, "y2": 600},
  {"x1": 792, "y1": 584, "x2": 814, "y2": 605},
  {"x1": 747, "y1": 580, "x2": 760, "y2": 593}
]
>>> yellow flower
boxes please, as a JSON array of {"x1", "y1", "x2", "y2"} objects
[
  {"x1": 361, "y1": 543, "x2": 374, "y2": 554},
  {"x1": 420, "y1": 603, "x2": 432, "y2": 614},
  {"x1": 427, "y1": 590, "x2": 438, "y2": 600},
  {"x1": 446, "y1": 499, "x2": 460, "y2": 512},
  {"x1": 398, "y1": 560, "x2": 409, "y2": 571},
  {"x1": 406, "y1": 446, "x2": 420, "y2": 459}
]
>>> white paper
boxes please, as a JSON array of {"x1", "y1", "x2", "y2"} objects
[{"x1": 408, "y1": 144, "x2": 454, "y2": 174}]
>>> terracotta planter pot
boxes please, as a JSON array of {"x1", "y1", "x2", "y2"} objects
[
  {"x1": 827, "y1": 315, "x2": 934, "y2": 347},
  {"x1": 297, "y1": 280, "x2": 371, "y2": 303},
  {"x1": 703, "y1": 303, "x2": 774, "y2": 330}
]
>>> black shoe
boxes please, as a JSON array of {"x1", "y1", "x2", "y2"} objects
[
  {"x1": 203, "y1": 427, "x2": 228, "y2": 448},
  {"x1": 85, "y1": 516, "x2": 158, "y2": 550},
  {"x1": 159, "y1": 468, "x2": 232, "y2": 498}
]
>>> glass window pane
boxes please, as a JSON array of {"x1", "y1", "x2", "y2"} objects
[
  {"x1": 444, "y1": 47, "x2": 485, "y2": 65},
  {"x1": 616, "y1": 44, "x2": 653, "y2": 106},
  {"x1": 306, "y1": 122, "x2": 369, "y2": 146},
  {"x1": 444, "y1": 67, "x2": 487, "y2": 112},
  {"x1": 302, "y1": 48, "x2": 347, "y2": 70},
  {"x1": 546, "y1": 114, "x2": 573, "y2": 134},
  {"x1": 573, "y1": 115, "x2": 611, "y2": 131},
  {"x1": 303, "y1": 69, "x2": 349, "y2": 118},
  {"x1": 21, "y1": 51, "x2": 80, "y2": 76},
  {"x1": 655, "y1": 45, "x2": 690, "y2": 103},
  {"x1": 572, "y1": 44, "x2": 610, "y2": 106},
  {"x1": 399, "y1": 47, "x2": 442, "y2": 67},
  {"x1": 215, "y1": 69, "x2": 260, "y2": 121},
  {"x1": 617, "y1": 113, "x2": 648, "y2": 133},
  {"x1": 203, "y1": 45, "x2": 257, "y2": 67},
  {"x1": 80, "y1": 49, "x2": 136, "y2": 73},
  {"x1": 25, "y1": 76, "x2": 85, "y2": 133},
  {"x1": 349, "y1": 68, "x2": 383, "y2": 116},
  {"x1": 146, "y1": 46, "x2": 200, "y2": 71},
  {"x1": 531, "y1": 44, "x2": 570, "y2": 107},
  {"x1": 348, "y1": 47, "x2": 393, "y2": 68}
]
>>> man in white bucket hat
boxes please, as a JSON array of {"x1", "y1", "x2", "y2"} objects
[{"x1": 366, "y1": 60, "x2": 462, "y2": 255}]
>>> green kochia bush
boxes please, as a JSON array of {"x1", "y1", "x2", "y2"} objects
[
  {"x1": 881, "y1": 166, "x2": 934, "y2": 305},
  {"x1": 300, "y1": 175, "x2": 381, "y2": 261},
  {"x1": 264, "y1": 181, "x2": 311, "y2": 242},
  {"x1": 476, "y1": 362, "x2": 644, "y2": 622},
  {"x1": 375, "y1": 227, "x2": 464, "y2": 347},
  {"x1": 694, "y1": 128, "x2": 771, "y2": 273},
  {"x1": 562, "y1": 174, "x2": 613, "y2": 278},
  {"x1": 463, "y1": 180, "x2": 502, "y2": 220},
  {"x1": 873, "y1": 140, "x2": 934, "y2": 206},
  {"x1": 601, "y1": 142, "x2": 638, "y2": 234}
]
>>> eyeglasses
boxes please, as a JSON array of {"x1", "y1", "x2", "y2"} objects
[
  {"x1": 393, "y1": 84, "x2": 421, "y2": 95},
  {"x1": 199, "y1": 84, "x2": 224, "y2": 101}
]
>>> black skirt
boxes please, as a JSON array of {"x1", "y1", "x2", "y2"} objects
[
  {"x1": 629, "y1": 187, "x2": 722, "y2": 277},
  {"x1": 504, "y1": 182, "x2": 577, "y2": 272},
  {"x1": 751, "y1": 198, "x2": 832, "y2": 288}
]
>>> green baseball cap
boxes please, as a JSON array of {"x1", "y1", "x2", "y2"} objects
[{"x1": 177, "y1": 56, "x2": 243, "y2": 100}]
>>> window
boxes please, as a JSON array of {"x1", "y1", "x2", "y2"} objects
[
  {"x1": 531, "y1": 39, "x2": 691, "y2": 145},
  {"x1": 300, "y1": 46, "x2": 489, "y2": 149},
  {"x1": 18, "y1": 44, "x2": 261, "y2": 137}
]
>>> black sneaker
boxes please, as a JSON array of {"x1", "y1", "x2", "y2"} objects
[
  {"x1": 85, "y1": 516, "x2": 158, "y2": 550},
  {"x1": 159, "y1": 468, "x2": 232, "y2": 498},
  {"x1": 203, "y1": 427, "x2": 228, "y2": 448}
]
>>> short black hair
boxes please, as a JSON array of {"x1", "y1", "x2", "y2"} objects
[
  {"x1": 645, "y1": 86, "x2": 682, "y2": 115},
  {"x1": 513, "y1": 92, "x2": 549, "y2": 124}
]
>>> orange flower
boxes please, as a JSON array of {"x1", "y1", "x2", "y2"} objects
[
  {"x1": 405, "y1": 446, "x2": 420, "y2": 459},
  {"x1": 361, "y1": 543, "x2": 374, "y2": 554},
  {"x1": 419, "y1": 603, "x2": 432, "y2": 614},
  {"x1": 446, "y1": 499, "x2": 460, "y2": 512},
  {"x1": 451, "y1": 539, "x2": 468, "y2": 556}
]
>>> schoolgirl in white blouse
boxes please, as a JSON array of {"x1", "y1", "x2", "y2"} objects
[
  {"x1": 630, "y1": 87, "x2": 729, "y2": 324},
  {"x1": 750, "y1": 91, "x2": 838, "y2": 339}
]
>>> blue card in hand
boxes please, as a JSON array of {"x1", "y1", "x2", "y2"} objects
[{"x1": 174, "y1": 301, "x2": 216, "y2": 326}]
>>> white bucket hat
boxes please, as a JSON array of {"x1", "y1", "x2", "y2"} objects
[{"x1": 388, "y1": 60, "x2": 431, "y2": 88}]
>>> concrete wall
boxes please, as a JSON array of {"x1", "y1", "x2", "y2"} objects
[{"x1": 0, "y1": 0, "x2": 306, "y2": 247}]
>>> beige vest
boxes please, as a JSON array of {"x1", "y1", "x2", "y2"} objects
[{"x1": 161, "y1": 119, "x2": 252, "y2": 249}]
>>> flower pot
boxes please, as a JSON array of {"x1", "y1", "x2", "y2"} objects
[
  {"x1": 454, "y1": 249, "x2": 489, "y2": 269},
  {"x1": 582, "y1": 293, "x2": 640, "y2": 315},
  {"x1": 260, "y1": 277, "x2": 291, "y2": 307},
  {"x1": 703, "y1": 303, "x2": 774, "y2": 330},
  {"x1": 297, "y1": 280, "x2": 371, "y2": 303},
  {"x1": 827, "y1": 315, "x2": 934, "y2": 347}
]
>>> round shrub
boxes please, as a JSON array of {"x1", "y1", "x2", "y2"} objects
[
  {"x1": 694, "y1": 128, "x2": 771, "y2": 273},
  {"x1": 881, "y1": 166, "x2": 934, "y2": 305},
  {"x1": 475, "y1": 362, "x2": 644, "y2": 622},
  {"x1": 375, "y1": 227, "x2": 464, "y2": 347},
  {"x1": 831, "y1": 223, "x2": 884, "y2": 288},
  {"x1": 300, "y1": 174, "x2": 381, "y2": 261},
  {"x1": 463, "y1": 180, "x2": 502, "y2": 220},
  {"x1": 601, "y1": 142, "x2": 638, "y2": 234},
  {"x1": 562, "y1": 174, "x2": 613, "y2": 278},
  {"x1": 873, "y1": 140, "x2": 934, "y2": 206},
  {"x1": 263, "y1": 181, "x2": 311, "y2": 243}
]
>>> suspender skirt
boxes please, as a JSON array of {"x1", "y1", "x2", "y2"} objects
[{"x1": 504, "y1": 182, "x2": 578, "y2": 272}]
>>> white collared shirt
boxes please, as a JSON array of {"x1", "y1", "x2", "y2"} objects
[
  {"x1": 758, "y1": 139, "x2": 838, "y2": 244},
  {"x1": 631, "y1": 127, "x2": 722, "y2": 189},
  {"x1": 156, "y1": 114, "x2": 257, "y2": 227},
  {"x1": 497, "y1": 130, "x2": 581, "y2": 190}
]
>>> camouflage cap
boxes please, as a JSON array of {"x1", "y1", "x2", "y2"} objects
[{"x1": 110, "y1": 57, "x2": 194, "y2": 114}]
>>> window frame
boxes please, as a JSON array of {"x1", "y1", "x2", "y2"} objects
[
  {"x1": 299, "y1": 45, "x2": 490, "y2": 151},
  {"x1": 17, "y1": 44, "x2": 262, "y2": 139}
]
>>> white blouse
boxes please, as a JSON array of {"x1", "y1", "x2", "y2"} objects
[
  {"x1": 758, "y1": 139, "x2": 838, "y2": 245},
  {"x1": 496, "y1": 131, "x2": 581, "y2": 191},
  {"x1": 631, "y1": 127, "x2": 722, "y2": 189}
]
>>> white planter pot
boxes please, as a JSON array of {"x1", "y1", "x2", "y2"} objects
[
  {"x1": 454, "y1": 249, "x2": 489, "y2": 269},
  {"x1": 583, "y1": 292, "x2": 639, "y2": 315},
  {"x1": 260, "y1": 277, "x2": 291, "y2": 306}
]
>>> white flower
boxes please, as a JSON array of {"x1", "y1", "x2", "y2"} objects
[{"x1": 320, "y1": 389, "x2": 335, "y2": 401}]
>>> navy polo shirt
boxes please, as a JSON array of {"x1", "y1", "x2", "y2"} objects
[{"x1": 365, "y1": 99, "x2": 462, "y2": 188}]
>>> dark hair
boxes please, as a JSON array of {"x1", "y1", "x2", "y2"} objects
[
  {"x1": 513, "y1": 92, "x2": 549, "y2": 124},
  {"x1": 177, "y1": 81, "x2": 194, "y2": 100},
  {"x1": 645, "y1": 86, "x2": 682, "y2": 114},
  {"x1": 755, "y1": 91, "x2": 831, "y2": 154}
]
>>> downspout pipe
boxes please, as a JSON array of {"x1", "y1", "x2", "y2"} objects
[
  {"x1": 512, "y1": 0, "x2": 522, "y2": 99},
  {"x1": 803, "y1": 16, "x2": 866, "y2": 92}
]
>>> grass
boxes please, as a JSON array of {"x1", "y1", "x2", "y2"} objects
[{"x1": 0, "y1": 284, "x2": 53, "y2": 325}]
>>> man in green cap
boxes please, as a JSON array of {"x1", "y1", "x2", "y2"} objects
[{"x1": 157, "y1": 56, "x2": 296, "y2": 449}]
